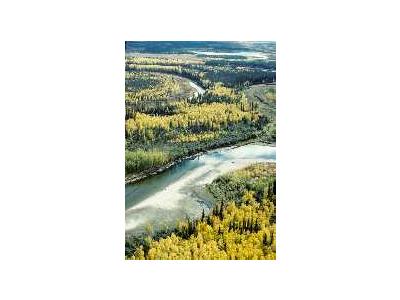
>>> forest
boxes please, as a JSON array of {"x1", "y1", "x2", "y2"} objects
[
  {"x1": 125, "y1": 42, "x2": 276, "y2": 260},
  {"x1": 125, "y1": 47, "x2": 276, "y2": 178},
  {"x1": 126, "y1": 163, "x2": 276, "y2": 260}
]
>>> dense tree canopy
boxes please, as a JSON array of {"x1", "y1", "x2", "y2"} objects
[
  {"x1": 125, "y1": 52, "x2": 275, "y2": 178},
  {"x1": 126, "y1": 163, "x2": 276, "y2": 260},
  {"x1": 125, "y1": 44, "x2": 276, "y2": 260}
]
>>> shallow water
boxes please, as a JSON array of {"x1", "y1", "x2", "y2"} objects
[{"x1": 125, "y1": 144, "x2": 276, "y2": 235}]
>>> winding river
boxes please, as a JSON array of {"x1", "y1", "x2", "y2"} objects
[
  {"x1": 125, "y1": 144, "x2": 276, "y2": 235},
  {"x1": 188, "y1": 80, "x2": 205, "y2": 96}
]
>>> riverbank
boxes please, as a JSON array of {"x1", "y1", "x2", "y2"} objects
[
  {"x1": 125, "y1": 143, "x2": 276, "y2": 235},
  {"x1": 125, "y1": 161, "x2": 277, "y2": 259},
  {"x1": 125, "y1": 137, "x2": 275, "y2": 185}
]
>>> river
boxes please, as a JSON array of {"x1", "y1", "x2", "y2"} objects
[
  {"x1": 188, "y1": 80, "x2": 205, "y2": 96},
  {"x1": 125, "y1": 144, "x2": 276, "y2": 235},
  {"x1": 191, "y1": 50, "x2": 269, "y2": 59}
]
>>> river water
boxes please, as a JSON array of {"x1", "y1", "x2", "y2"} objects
[
  {"x1": 191, "y1": 50, "x2": 269, "y2": 59},
  {"x1": 125, "y1": 144, "x2": 276, "y2": 235},
  {"x1": 188, "y1": 81, "x2": 205, "y2": 96}
]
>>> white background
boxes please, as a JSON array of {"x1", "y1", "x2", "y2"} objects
[{"x1": 1, "y1": 0, "x2": 400, "y2": 299}]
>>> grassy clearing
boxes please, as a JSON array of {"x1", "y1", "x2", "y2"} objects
[{"x1": 125, "y1": 149, "x2": 171, "y2": 174}]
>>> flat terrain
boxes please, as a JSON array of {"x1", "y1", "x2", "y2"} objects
[
  {"x1": 125, "y1": 41, "x2": 277, "y2": 259},
  {"x1": 125, "y1": 50, "x2": 276, "y2": 180}
]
